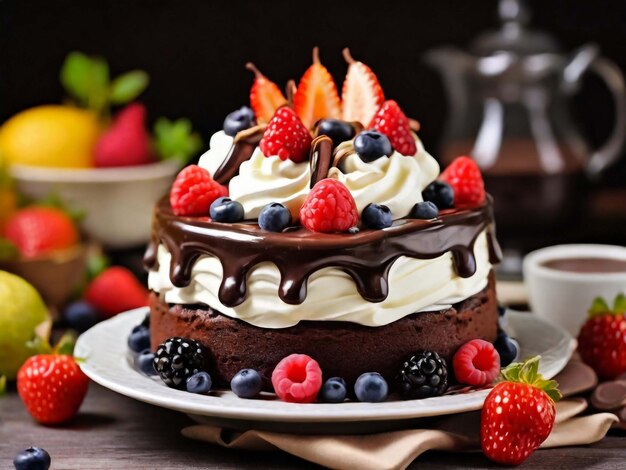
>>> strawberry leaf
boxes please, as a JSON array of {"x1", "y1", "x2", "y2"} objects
[
  {"x1": 588, "y1": 297, "x2": 610, "y2": 318},
  {"x1": 613, "y1": 293, "x2": 626, "y2": 313},
  {"x1": 499, "y1": 356, "x2": 562, "y2": 402},
  {"x1": 54, "y1": 331, "x2": 77, "y2": 356},
  {"x1": 110, "y1": 71, "x2": 149, "y2": 105},
  {"x1": 153, "y1": 117, "x2": 203, "y2": 165},
  {"x1": 0, "y1": 375, "x2": 5, "y2": 396},
  {"x1": 60, "y1": 51, "x2": 93, "y2": 104},
  {"x1": 87, "y1": 253, "x2": 109, "y2": 281}
]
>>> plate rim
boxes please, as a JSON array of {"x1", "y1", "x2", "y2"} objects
[{"x1": 75, "y1": 307, "x2": 574, "y2": 423}]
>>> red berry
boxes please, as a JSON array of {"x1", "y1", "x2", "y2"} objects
[
  {"x1": 5, "y1": 206, "x2": 78, "y2": 258},
  {"x1": 368, "y1": 100, "x2": 417, "y2": 156},
  {"x1": 246, "y1": 63, "x2": 287, "y2": 123},
  {"x1": 271, "y1": 354, "x2": 323, "y2": 403},
  {"x1": 17, "y1": 354, "x2": 89, "y2": 424},
  {"x1": 84, "y1": 266, "x2": 149, "y2": 318},
  {"x1": 481, "y1": 357, "x2": 560, "y2": 465},
  {"x1": 94, "y1": 103, "x2": 154, "y2": 167},
  {"x1": 577, "y1": 295, "x2": 626, "y2": 379},
  {"x1": 453, "y1": 339, "x2": 500, "y2": 386},
  {"x1": 440, "y1": 156, "x2": 486, "y2": 207},
  {"x1": 170, "y1": 165, "x2": 228, "y2": 216},
  {"x1": 299, "y1": 179, "x2": 358, "y2": 233},
  {"x1": 293, "y1": 47, "x2": 342, "y2": 129},
  {"x1": 341, "y1": 48, "x2": 385, "y2": 127},
  {"x1": 259, "y1": 107, "x2": 312, "y2": 163}
]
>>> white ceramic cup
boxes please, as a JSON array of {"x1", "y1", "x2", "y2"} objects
[{"x1": 523, "y1": 244, "x2": 626, "y2": 337}]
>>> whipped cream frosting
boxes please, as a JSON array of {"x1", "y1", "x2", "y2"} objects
[
  {"x1": 198, "y1": 130, "x2": 234, "y2": 176},
  {"x1": 148, "y1": 230, "x2": 493, "y2": 329},
  {"x1": 328, "y1": 138, "x2": 439, "y2": 219},
  {"x1": 228, "y1": 148, "x2": 311, "y2": 220}
]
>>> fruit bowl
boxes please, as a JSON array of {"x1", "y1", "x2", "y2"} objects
[{"x1": 10, "y1": 161, "x2": 180, "y2": 248}]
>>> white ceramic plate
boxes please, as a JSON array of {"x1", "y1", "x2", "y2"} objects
[{"x1": 76, "y1": 308, "x2": 574, "y2": 433}]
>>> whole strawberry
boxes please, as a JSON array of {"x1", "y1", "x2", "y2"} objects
[
  {"x1": 578, "y1": 294, "x2": 626, "y2": 380},
  {"x1": 5, "y1": 206, "x2": 78, "y2": 258},
  {"x1": 440, "y1": 156, "x2": 486, "y2": 207},
  {"x1": 300, "y1": 179, "x2": 358, "y2": 233},
  {"x1": 94, "y1": 103, "x2": 154, "y2": 167},
  {"x1": 368, "y1": 100, "x2": 416, "y2": 156},
  {"x1": 259, "y1": 107, "x2": 312, "y2": 163},
  {"x1": 84, "y1": 266, "x2": 149, "y2": 318},
  {"x1": 17, "y1": 354, "x2": 89, "y2": 424},
  {"x1": 169, "y1": 165, "x2": 228, "y2": 216},
  {"x1": 481, "y1": 357, "x2": 561, "y2": 465}
]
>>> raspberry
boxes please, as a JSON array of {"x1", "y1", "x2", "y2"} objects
[
  {"x1": 259, "y1": 107, "x2": 312, "y2": 163},
  {"x1": 271, "y1": 354, "x2": 323, "y2": 403},
  {"x1": 170, "y1": 165, "x2": 228, "y2": 216},
  {"x1": 299, "y1": 179, "x2": 358, "y2": 233},
  {"x1": 440, "y1": 156, "x2": 486, "y2": 207},
  {"x1": 453, "y1": 339, "x2": 500, "y2": 386},
  {"x1": 368, "y1": 100, "x2": 417, "y2": 156}
]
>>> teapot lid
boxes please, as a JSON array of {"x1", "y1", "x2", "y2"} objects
[{"x1": 471, "y1": 0, "x2": 559, "y2": 56}]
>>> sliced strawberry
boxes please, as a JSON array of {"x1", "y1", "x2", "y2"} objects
[
  {"x1": 369, "y1": 100, "x2": 417, "y2": 156},
  {"x1": 246, "y1": 62, "x2": 287, "y2": 123},
  {"x1": 341, "y1": 48, "x2": 385, "y2": 126},
  {"x1": 293, "y1": 47, "x2": 341, "y2": 130}
]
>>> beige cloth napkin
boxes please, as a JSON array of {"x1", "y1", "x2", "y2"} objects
[{"x1": 181, "y1": 360, "x2": 618, "y2": 470}]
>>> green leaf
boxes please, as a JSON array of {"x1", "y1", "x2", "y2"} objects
[
  {"x1": 613, "y1": 293, "x2": 626, "y2": 313},
  {"x1": 153, "y1": 117, "x2": 203, "y2": 165},
  {"x1": 499, "y1": 356, "x2": 562, "y2": 402},
  {"x1": 0, "y1": 375, "x2": 5, "y2": 396},
  {"x1": 87, "y1": 56, "x2": 110, "y2": 114},
  {"x1": 54, "y1": 331, "x2": 77, "y2": 356},
  {"x1": 589, "y1": 297, "x2": 611, "y2": 318},
  {"x1": 0, "y1": 238, "x2": 19, "y2": 260},
  {"x1": 60, "y1": 51, "x2": 93, "y2": 103},
  {"x1": 110, "y1": 70, "x2": 149, "y2": 105},
  {"x1": 87, "y1": 253, "x2": 110, "y2": 281}
]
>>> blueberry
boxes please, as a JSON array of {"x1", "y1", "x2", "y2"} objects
[
  {"x1": 494, "y1": 330, "x2": 519, "y2": 367},
  {"x1": 361, "y1": 203, "x2": 393, "y2": 229},
  {"x1": 230, "y1": 369, "x2": 263, "y2": 398},
  {"x1": 422, "y1": 181, "x2": 454, "y2": 209},
  {"x1": 258, "y1": 203, "x2": 292, "y2": 232},
  {"x1": 354, "y1": 131, "x2": 393, "y2": 163},
  {"x1": 210, "y1": 197, "x2": 245, "y2": 223},
  {"x1": 128, "y1": 326, "x2": 151, "y2": 353},
  {"x1": 186, "y1": 371, "x2": 212, "y2": 394},
  {"x1": 64, "y1": 301, "x2": 99, "y2": 333},
  {"x1": 409, "y1": 201, "x2": 439, "y2": 219},
  {"x1": 135, "y1": 350, "x2": 157, "y2": 376},
  {"x1": 319, "y1": 377, "x2": 347, "y2": 403},
  {"x1": 13, "y1": 447, "x2": 51, "y2": 470},
  {"x1": 223, "y1": 106, "x2": 255, "y2": 137},
  {"x1": 354, "y1": 372, "x2": 388, "y2": 402},
  {"x1": 317, "y1": 119, "x2": 355, "y2": 147}
]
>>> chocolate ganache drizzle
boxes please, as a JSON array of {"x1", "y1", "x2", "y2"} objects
[
  {"x1": 212, "y1": 125, "x2": 266, "y2": 185},
  {"x1": 145, "y1": 198, "x2": 501, "y2": 308}
]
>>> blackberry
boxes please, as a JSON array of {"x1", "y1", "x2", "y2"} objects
[
  {"x1": 397, "y1": 351, "x2": 448, "y2": 399},
  {"x1": 153, "y1": 337, "x2": 208, "y2": 389}
]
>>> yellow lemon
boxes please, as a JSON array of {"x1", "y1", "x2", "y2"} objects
[
  {"x1": 0, "y1": 270, "x2": 51, "y2": 379},
  {"x1": 0, "y1": 105, "x2": 101, "y2": 168}
]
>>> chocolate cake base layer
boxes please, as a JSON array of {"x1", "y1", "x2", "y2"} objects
[{"x1": 150, "y1": 273, "x2": 497, "y2": 390}]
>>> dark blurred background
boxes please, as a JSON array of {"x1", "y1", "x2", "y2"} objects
[{"x1": 1, "y1": 0, "x2": 625, "y2": 257}]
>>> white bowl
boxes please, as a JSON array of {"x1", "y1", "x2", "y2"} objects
[{"x1": 10, "y1": 161, "x2": 181, "y2": 248}]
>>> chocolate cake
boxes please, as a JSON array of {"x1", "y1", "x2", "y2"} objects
[{"x1": 144, "y1": 48, "x2": 502, "y2": 395}]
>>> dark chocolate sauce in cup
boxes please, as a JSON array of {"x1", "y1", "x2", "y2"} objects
[
  {"x1": 144, "y1": 198, "x2": 501, "y2": 308},
  {"x1": 541, "y1": 257, "x2": 626, "y2": 273}
]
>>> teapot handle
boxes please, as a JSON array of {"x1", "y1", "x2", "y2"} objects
[{"x1": 585, "y1": 57, "x2": 626, "y2": 176}]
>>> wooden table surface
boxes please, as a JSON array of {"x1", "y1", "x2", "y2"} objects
[{"x1": 1, "y1": 382, "x2": 624, "y2": 469}]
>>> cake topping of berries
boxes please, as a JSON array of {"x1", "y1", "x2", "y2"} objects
[
  {"x1": 341, "y1": 48, "x2": 385, "y2": 127},
  {"x1": 271, "y1": 353, "x2": 323, "y2": 403},
  {"x1": 17, "y1": 354, "x2": 90, "y2": 424},
  {"x1": 481, "y1": 357, "x2": 560, "y2": 465},
  {"x1": 453, "y1": 339, "x2": 500, "y2": 387},
  {"x1": 169, "y1": 165, "x2": 228, "y2": 216},
  {"x1": 246, "y1": 62, "x2": 287, "y2": 123},
  {"x1": 409, "y1": 201, "x2": 439, "y2": 220},
  {"x1": 440, "y1": 156, "x2": 486, "y2": 207},
  {"x1": 293, "y1": 47, "x2": 342, "y2": 129},
  {"x1": 397, "y1": 350, "x2": 448, "y2": 399},
  {"x1": 258, "y1": 202, "x2": 292, "y2": 232},
  {"x1": 300, "y1": 178, "x2": 358, "y2": 233},
  {"x1": 422, "y1": 180, "x2": 455, "y2": 210},
  {"x1": 209, "y1": 196, "x2": 245, "y2": 223},
  {"x1": 354, "y1": 130, "x2": 393, "y2": 163},
  {"x1": 223, "y1": 106, "x2": 256, "y2": 137},
  {"x1": 153, "y1": 337, "x2": 208, "y2": 390},
  {"x1": 259, "y1": 107, "x2": 312, "y2": 163},
  {"x1": 369, "y1": 100, "x2": 417, "y2": 156},
  {"x1": 361, "y1": 203, "x2": 393, "y2": 230},
  {"x1": 577, "y1": 294, "x2": 626, "y2": 380},
  {"x1": 316, "y1": 119, "x2": 355, "y2": 147}
]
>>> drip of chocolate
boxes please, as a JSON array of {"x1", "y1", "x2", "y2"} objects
[
  {"x1": 145, "y1": 198, "x2": 501, "y2": 308},
  {"x1": 309, "y1": 135, "x2": 333, "y2": 187},
  {"x1": 212, "y1": 125, "x2": 266, "y2": 185}
]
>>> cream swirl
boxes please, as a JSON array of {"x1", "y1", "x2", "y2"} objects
[
  {"x1": 148, "y1": 231, "x2": 493, "y2": 329},
  {"x1": 228, "y1": 148, "x2": 311, "y2": 220},
  {"x1": 197, "y1": 130, "x2": 234, "y2": 177},
  {"x1": 328, "y1": 137, "x2": 439, "y2": 219}
]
